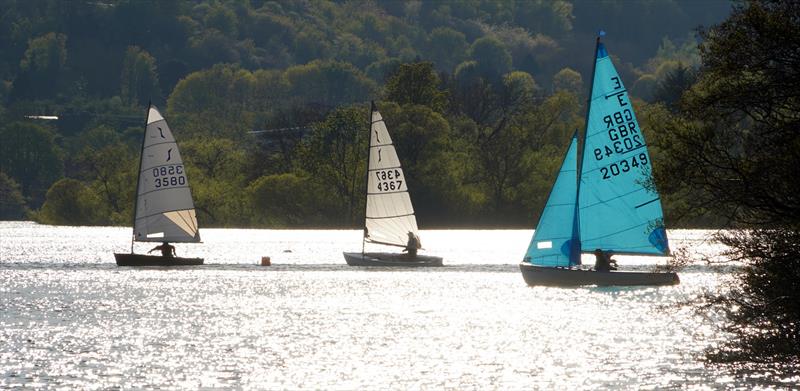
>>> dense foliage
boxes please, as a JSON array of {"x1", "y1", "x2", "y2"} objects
[
  {"x1": 0, "y1": 0, "x2": 731, "y2": 228},
  {"x1": 650, "y1": 0, "x2": 800, "y2": 362}
]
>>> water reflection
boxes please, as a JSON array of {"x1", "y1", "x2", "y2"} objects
[{"x1": 0, "y1": 222, "x2": 791, "y2": 388}]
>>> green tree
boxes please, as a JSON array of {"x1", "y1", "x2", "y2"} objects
[
  {"x1": 284, "y1": 60, "x2": 376, "y2": 108},
  {"x1": 0, "y1": 122, "x2": 63, "y2": 207},
  {"x1": 120, "y1": 46, "x2": 161, "y2": 106},
  {"x1": 11, "y1": 32, "x2": 68, "y2": 100},
  {"x1": 248, "y1": 173, "x2": 337, "y2": 227},
  {"x1": 552, "y1": 67, "x2": 583, "y2": 94},
  {"x1": 37, "y1": 178, "x2": 103, "y2": 225},
  {"x1": 297, "y1": 105, "x2": 368, "y2": 225},
  {"x1": 653, "y1": 0, "x2": 800, "y2": 362},
  {"x1": 385, "y1": 62, "x2": 447, "y2": 113},
  {"x1": 167, "y1": 64, "x2": 256, "y2": 139},
  {"x1": 468, "y1": 36, "x2": 512, "y2": 80},
  {"x1": 0, "y1": 171, "x2": 27, "y2": 220},
  {"x1": 426, "y1": 27, "x2": 468, "y2": 72}
]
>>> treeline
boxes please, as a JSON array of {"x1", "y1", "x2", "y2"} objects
[{"x1": 0, "y1": 0, "x2": 731, "y2": 228}]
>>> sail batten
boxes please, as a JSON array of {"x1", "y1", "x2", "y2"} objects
[
  {"x1": 133, "y1": 106, "x2": 200, "y2": 244},
  {"x1": 363, "y1": 109, "x2": 419, "y2": 248}
]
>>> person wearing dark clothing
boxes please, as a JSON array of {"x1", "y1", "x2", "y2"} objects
[
  {"x1": 593, "y1": 248, "x2": 617, "y2": 272},
  {"x1": 403, "y1": 232, "x2": 420, "y2": 258},
  {"x1": 149, "y1": 242, "x2": 176, "y2": 258}
]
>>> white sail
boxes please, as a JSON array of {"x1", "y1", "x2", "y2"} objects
[
  {"x1": 364, "y1": 110, "x2": 419, "y2": 247},
  {"x1": 133, "y1": 106, "x2": 200, "y2": 243}
]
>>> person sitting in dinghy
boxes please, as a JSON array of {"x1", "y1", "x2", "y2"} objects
[
  {"x1": 403, "y1": 232, "x2": 421, "y2": 258},
  {"x1": 593, "y1": 249, "x2": 618, "y2": 272},
  {"x1": 149, "y1": 242, "x2": 176, "y2": 258}
]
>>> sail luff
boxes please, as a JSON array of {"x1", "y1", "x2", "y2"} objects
[
  {"x1": 573, "y1": 35, "x2": 604, "y2": 264},
  {"x1": 363, "y1": 101, "x2": 378, "y2": 254},
  {"x1": 130, "y1": 101, "x2": 151, "y2": 253}
]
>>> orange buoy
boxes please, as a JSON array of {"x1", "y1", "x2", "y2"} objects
[{"x1": 260, "y1": 256, "x2": 271, "y2": 266}]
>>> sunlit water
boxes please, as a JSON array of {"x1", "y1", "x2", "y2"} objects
[{"x1": 0, "y1": 222, "x2": 796, "y2": 389}]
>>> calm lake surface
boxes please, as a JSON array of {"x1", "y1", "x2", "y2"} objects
[{"x1": 0, "y1": 221, "x2": 796, "y2": 389}]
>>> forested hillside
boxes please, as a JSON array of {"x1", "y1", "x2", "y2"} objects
[{"x1": 0, "y1": 0, "x2": 731, "y2": 227}]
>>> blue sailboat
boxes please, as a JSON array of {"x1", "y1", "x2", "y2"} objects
[{"x1": 519, "y1": 35, "x2": 679, "y2": 286}]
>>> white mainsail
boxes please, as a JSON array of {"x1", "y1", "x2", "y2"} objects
[
  {"x1": 364, "y1": 109, "x2": 419, "y2": 247},
  {"x1": 133, "y1": 106, "x2": 200, "y2": 243}
]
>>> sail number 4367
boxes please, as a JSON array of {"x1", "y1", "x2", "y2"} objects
[{"x1": 375, "y1": 169, "x2": 403, "y2": 192}]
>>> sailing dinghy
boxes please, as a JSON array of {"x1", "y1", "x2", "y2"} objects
[
  {"x1": 343, "y1": 102, "x2": 443, "y2": 267},
  {"x1": 519, "y1": 34, "x2": 678, "y2": 286},
  {"x1": 114, "y1": 105, "x2": 203, "y2": 266}
]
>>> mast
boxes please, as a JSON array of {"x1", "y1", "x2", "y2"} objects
[
  {"x1": 130, "y1": 101, "x2": 150, "y2": 253},
  {"x1": 361, "y1": 100, "x2": 376, "y2": 255},
  {"x1": 574, "y1": 31, "x2": 604, "y2": 260}
]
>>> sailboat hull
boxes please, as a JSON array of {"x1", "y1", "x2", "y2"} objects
[
  {"x1": 343, "y1": 252, "x2": 443, "y2": 267},
  {"x1": 114, "y1": 253, "x2": 204, "y2": 266},
  {"x1": 519, "y1": 263, "x2": 679, "y2": 287}
]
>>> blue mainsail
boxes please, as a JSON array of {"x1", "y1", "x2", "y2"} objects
[
  {"x1": 577, "y1": 40, "x2": 669, "y2": 255},
  {"x1": 524, "y1": 133, "x2": 581, "y2": 267}
]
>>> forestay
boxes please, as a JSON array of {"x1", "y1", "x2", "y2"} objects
[
  {"x1": 578, "y1": 42, "x2": 668, "y2": 255},
  {"x1": 133, "y1": 106, "x2": 200, "y2": 243},
  {"x1": 524, "y1": 133, "x2": 580, "y2": 267},
  {"x1": 364, "y1": 110, "x2": 419, "y2": 247}
]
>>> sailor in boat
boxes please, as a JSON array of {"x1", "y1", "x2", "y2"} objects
[
  {"x1": 593, "y1": 249, "x2": 618, "y2": 272},
  {"x1": 403, "y1": 231, "x2": 421, "y2": 258},
  {"x1": 149, "y1": 242, "x2": 176, "y2": 258}
]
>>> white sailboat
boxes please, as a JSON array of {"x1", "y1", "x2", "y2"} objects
[
  {"x1": 114, "y1": 105, "x2": 203, "y2": 266},
  {"x1": 343, "y1": 102, "x2": 443, "y2": 267}
]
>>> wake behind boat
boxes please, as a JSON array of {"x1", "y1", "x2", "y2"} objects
[
  {"x1": 343, "y1": 102, "x2": 443, "y2": 267},
  {"x1": 114, "y1": 105, "x2": 204, "y2": 267},
  {"x1": 519, "y1": 34, "x2": 677, "y2": 287}
]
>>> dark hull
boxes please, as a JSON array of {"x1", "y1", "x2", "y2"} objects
[
  {"x1": 519, "y1": 263, "x2": 679, "y2": 287},
  {"x1": 343, "y1": 252, "x2": 443, "y2": 267},
  {"x1": 114, "y1": 253, "x2": 204, "y2": 266}
]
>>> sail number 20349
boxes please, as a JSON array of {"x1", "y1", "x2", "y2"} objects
[
  {"x1": 152, "y1": 165, "x2": 186, "y2": 188},
  {"x1": 600, "y1": 153, "x2": 648, "y2": 179},
  {"x1": 374, "y1": 169, "x2": 403, "y2": 192}
]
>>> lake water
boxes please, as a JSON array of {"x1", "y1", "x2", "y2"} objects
[{"x1": 0, "y1": 221, "x2": 796, "y2": 389}]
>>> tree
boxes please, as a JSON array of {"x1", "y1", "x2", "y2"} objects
[
  {"x1": 653, "y1": 0, "x2": 800, "y2": 362},
  {"x1": 385, "y1": 62, "x2": 447, "y2": 113},
  {"x1": 37, "y1": 178, "x2": 103, "y2": 225},
  {"x1": 297, "y1": 105, "x2": 368, "y2": 225},
  {"x1": 11, "y1": 32, "x2": 68, "y2": 100},
  {"x1": 284, "y1": 60, "x2": 376, "y2": 108},
  {"x1": 120, "y1": 46, "x2": 161, "y2": 106},
  {"x1": 425, "y1": 27, "x2": 468, "y2": 72},
  {"x1": 0, "y1": 171, "x2": 27, "y2": 220},
  {"x1": 0, "y1": 122, "x2": 63, "y2": 207},
  {"x1": 468, "y1": 36, "x2": 512, "y2": 79},
  {"x1": 552, "y1": 67, "x2": 583, "y2": 94}
]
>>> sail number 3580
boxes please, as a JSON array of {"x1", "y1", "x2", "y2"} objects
[
  {"x1": 152, "y1": 165, "x2": 186, "y2": 188},
  {"x1": 375, "y1": 169, "x2": 403, "y2": 192}
]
